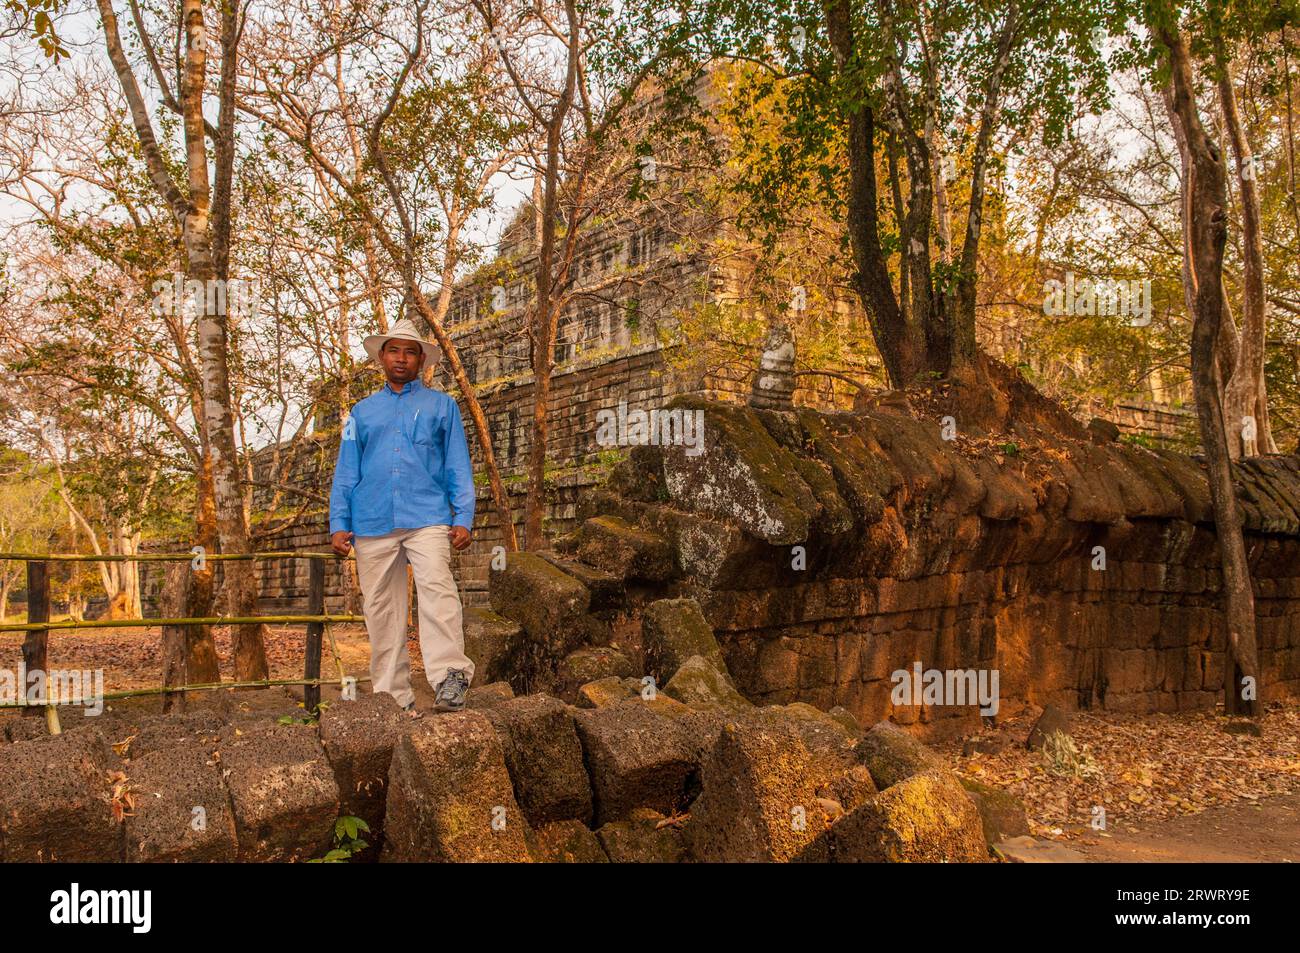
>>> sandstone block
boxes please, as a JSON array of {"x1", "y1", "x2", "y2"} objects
[
  {"x1": 124, "y1": 743, "x2": 238, "y2": 862},
  {"x1": 383, "y1": 711, "x2": 532, "y2": 862},
  {"x1": 484, "y1": 694, "x2": 592, "y2": 826},
  {"x1": 0, "y1": 729, "x2": 123, "y2": 862},
  {"x1": 217, "y1": 723, "x2": 339, "y2": 862},
  {"x1": 318, "y1": 691, "x2": 409, "y2": 837},
  {"x1": 642, "y1": 597, "x2": 727, "y2": 684}
]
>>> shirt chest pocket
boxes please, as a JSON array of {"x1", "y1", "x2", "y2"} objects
[{"x1": 409, "y1": 412, "x2": 442, "y2": 456}]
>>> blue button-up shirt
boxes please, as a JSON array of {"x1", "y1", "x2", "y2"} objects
[{"x1": 329, "y1": 378, "x2": 476, "y2": 537}]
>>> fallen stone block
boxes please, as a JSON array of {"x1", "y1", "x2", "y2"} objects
[
  {"x1": 484, "y1": 694, "x2": 592, "y2": 826},
  {"x1": 529, "y1": 819, "x2": 609, "y2": 863},
  {"x1": 576, "y1": 676, "x2": 641, "y2": 709},
  {"x1": 2, "y1": 715, "x2": 51, "y2": 743},
  {"x1": 597, "y1": 808, "x2": 686, "y2": 863},
  {"x1": 818, "y1": 765, "x2": 878, "y2": 813},
  {"x1": 573, "y1": 699, "x2": 703, "y2": 825},
  {"x1": 538, "y1": 552, "x2": 626, "y2": 611},
  {"x1": 184, "y1": 691, "x2": 237, "y2": 721},
  {"x1": 826, "y1": 770, "x2": 989, "y2": 863},
  {"x1": 961, "y1": 778, "x2": 1030, "y2": 847},
  {"x1": 217, "y1": 723, "x2": 339, "y2": 862},
  {"x1": 222, "y1": 688, "x2": 311, "y2": 729},
  {"x1": 225, "y1": 706, "x2": 315, "y2": 736},
  {"x1": 642, "y1": 505, "x2": 758, "y2": 590},
  {"x1": 642, "y1": 597, "x2": 727, "y2": 685},
  {"x1": 658, "y1": 398, "x2": 821, "y2": 545},
  {"x1": 854, "y1": 720, "x2": 946, "y2": 789},
  {"x1": 962, "y1": 732, "x2": 1012, "y2": 757},
  {"x1": 663, "y1": 655, "x2": 751, "y2": 710},
  {"x1": 318, "y1": 692, "x2": 410, "y2": 838},
  {"x1": 623, "y1": 676, "x2": 655, "y2": 698},
  {"x1": 560, "y1": 515, "x2": 675, "y2": 581},
  {"x1": 1025, "y1": 704, "x2": 1072, "y2": 751},
  {"x1": 117, "y1": 710, "x2": 226, "y2": 761},
  {"x1": 0, "y1": 729, "x2": 123, "y2": 862},
  {"x1": 489, "y1": 552, "x2": 592, "y2": 656},
  {"x1": 650, "y1": 696, "x2": 730, "y2": 767},
  {"x1": 686, "y1": 707, "x2": 860, "y2": 862},
  {"x1": 123, "y1": 742, "x2": 238, "y2": 862},
  {"x1": 465, "y1": 681, "x2": 516, "y2": 710},
  {"x1": 56, "y1": 709, "x2": 144, "y2": 750},
  {"x1": 827, "y1": 706, "x2": 861, "y2": 735},
  {"x1": 463, "y1": 608, "x2": 524, "y2": 684},
  {"x1": 778, "y1": 702, "x2": 855, "y2": 735},
  {"x1": 383, "y1": 711, "x2": 532, "y2": 862},
  {"x1": 556, "y1": 647, "x2": 635, "y2": 703}
]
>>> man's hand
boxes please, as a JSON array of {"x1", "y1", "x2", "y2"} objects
[
  {"x1": 331, "y1": 530, "x2": 354, "y2": 557},
  {"x1": 449, "y1": 526, "x2": 472, "y2": 552}
]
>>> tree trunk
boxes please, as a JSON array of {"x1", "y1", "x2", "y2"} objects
[
  {"x1": 952, "y1": 1, "x2": 1018, "y2": 368},
  {"x1": 1160, "y1": 25, "x2": 1261, "y2": 719},
  {"x1": 823, "y1": 0, "x2": 926, "y2": 388},
  {"x1": 189, "y1": 454, "x2": 220, "y2": 676},
  {"x1": 122, "y1": 531, "x2": 142, "y2": 618},
  {"x1": 919, "y1": 3, "x2": 952, "y2": 265},
  {"x1": 524, "y1": 46, "x2": 578, "y2": 549},
  {"x1": 1162, "y1": 85, "x2": 1241, "y2": 385},
  {"x1": 161, "y1": 562, "x2": 222, "y2": 711},
  {"x1": 524, "y1": 297, "x2": 555, "y2": 549},
  {"x1": 1214, "y1": 43, "x2": 1276, "y2": 458},
  {"x1": 96, "y1": 0, "x2": 266, "y2": 680},
  {"x1": 886, "y1": 131, "x2": 910, "y2": 328},
  {"x1": 178, "y1": 0, "x2": 267, "y2": 682}
]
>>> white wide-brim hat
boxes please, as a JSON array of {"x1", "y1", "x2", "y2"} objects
[{"x1": 362, "y1": 318, "x2": 439, "y2": 365}]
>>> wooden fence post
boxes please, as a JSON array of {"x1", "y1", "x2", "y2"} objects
[
  {"x1": 161, "y1": 562, "x2": 192, "y2": 713},
  {"x1": 22, "y1": 560, "x2": 59, "y2": 733},
  {"x1": 304, "y1": 558, "x2": 325, "y2": 715}
]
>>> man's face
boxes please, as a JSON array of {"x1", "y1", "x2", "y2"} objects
[{"x1": 380, "y1": 338, "x2": 425, "y2": 385}]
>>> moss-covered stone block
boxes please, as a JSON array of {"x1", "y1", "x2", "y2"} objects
[{"x1": 642, "y1": 597, "x2": 726, "y2": 685}]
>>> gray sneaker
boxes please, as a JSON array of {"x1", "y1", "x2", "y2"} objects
[
  {"x1": 401, "y1": 700, "x2": 423, "y2": 720},
  {"x1": 434, "y1": 669, "x2": 470, "y2": 712}
]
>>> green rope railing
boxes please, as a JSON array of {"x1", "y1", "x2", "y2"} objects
[
  {"x1": 0, "y1": 672, "x2": 373, "y2": 710},
  {"x1": 0, "y1": 551, "x2": 352, "y2": 562},
  {"x1": 0, "y1": 614, "x2": 364, "y2": 633},
  {"x1": 2, "y1": 550, "x2": 368, "y2": 736}
]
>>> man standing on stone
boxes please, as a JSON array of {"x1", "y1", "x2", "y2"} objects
[{"x1": 329, "y1": 318, "x2": 476, "y2": 715}]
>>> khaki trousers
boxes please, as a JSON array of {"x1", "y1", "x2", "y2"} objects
[{"x1": 353, "y1": 524, "x2": 473, "y2": 708}]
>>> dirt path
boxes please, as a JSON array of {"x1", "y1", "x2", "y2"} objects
[{"x1": 1071, "y1": 792, "x2": 1300, "y2": 863}]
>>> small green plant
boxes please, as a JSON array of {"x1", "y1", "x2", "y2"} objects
[
  {"x1": 589, "y1": 447, "x2": 627, "y2": 469},
  {"x1": 1040, "y1": 731, "x2": 1102, "y2": 780},
  {"x1": 999, "y1": 441, "x2": 1020, "y2": 457},
  {"x1": 308, "y1": 816, "x2": 371, "y2": 863},
  {"x1": 278, "y1": 700, "x2": 328, "y2": 727},
  {"x1": 1120, "y1": 432, "x2": 1158, "y2": 449}
]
